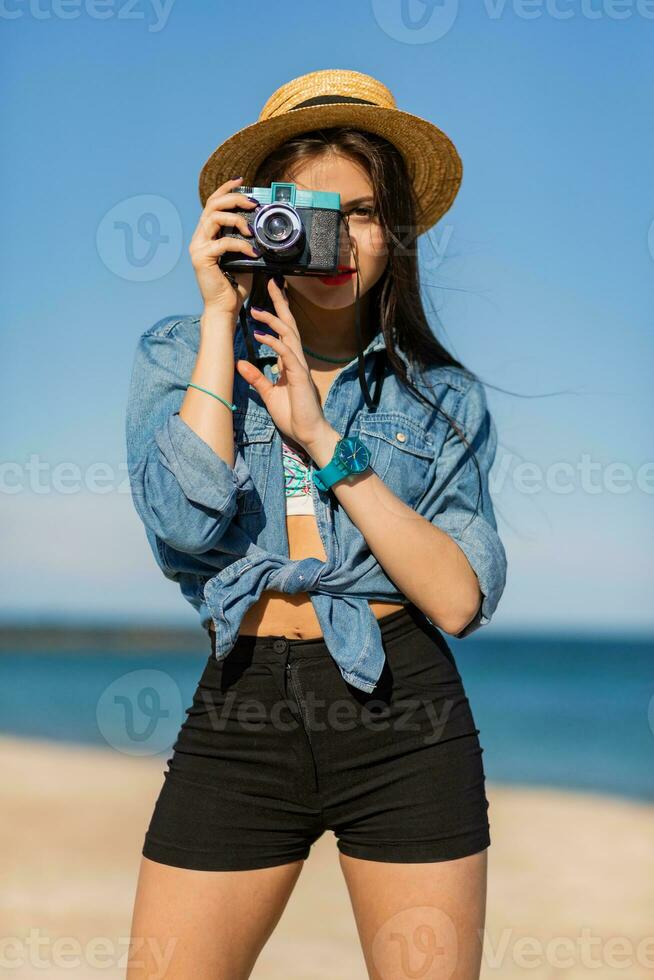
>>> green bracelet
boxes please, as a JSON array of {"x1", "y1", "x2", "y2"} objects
[{"x1": 186, "y1": 383, "x2": 237, "y2": 413}]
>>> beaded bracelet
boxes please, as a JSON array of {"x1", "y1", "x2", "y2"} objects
[{"x1": 186, "y1": 383, "x2": 237, "y2": 413}]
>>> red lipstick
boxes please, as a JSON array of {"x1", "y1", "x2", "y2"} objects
[{"x1": 318, "y1": 265, "x2": 356, "y2": 286}]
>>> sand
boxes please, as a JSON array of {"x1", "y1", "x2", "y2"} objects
[{"x1": 1, "y1": 735, "x2": 652, "y2": 979}]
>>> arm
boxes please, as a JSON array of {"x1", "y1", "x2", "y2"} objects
[
  {"x1": 231, "y1": 285, "x2": 507, "y2": 636},
  {"x1": 125, "y1": 174, "x2": 261, "y2": 557},
  {"x1": 305, "y1": 379, "x2": 507, "y2": 636},
  {"x1": 124, "y1": 312, "x2": 254, "y2": 555}
]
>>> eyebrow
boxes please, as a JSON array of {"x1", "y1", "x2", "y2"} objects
[{"x1": 341, "y1": 196, "x2": 375, "y2": 208}]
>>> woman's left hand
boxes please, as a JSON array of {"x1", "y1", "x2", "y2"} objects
[{"x1": 235, "y1": 277, "x2": 331, "y2": 453}]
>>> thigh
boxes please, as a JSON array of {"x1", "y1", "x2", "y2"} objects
[
  {"x1": 338, "y1": 848, "x2": 487, "y2": 980},
  {"x1": 322, "y1": 619, "x2": 491, "y2": 865},
  {"x1": 142, "y1": 652, "x2": 324, "y2": 872},
  {"x1": 126, "y1": 853, "x2": 304, "y2": 980}
]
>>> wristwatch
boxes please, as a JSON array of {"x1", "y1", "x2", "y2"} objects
[{"x1": 312, "y1": 435, "x2": 371, "y2": 492}]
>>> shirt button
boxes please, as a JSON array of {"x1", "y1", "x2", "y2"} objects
[
  {"x1": 272, "y1": 639, "x2": 288, "y2": 653},
  {"x1": 395, "y1": 432, "x2": 407, "y2": 442}
]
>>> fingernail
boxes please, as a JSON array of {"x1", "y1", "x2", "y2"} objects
[
  {"x1": 246, "y1": 222, "x2": 255, "y2": 236},
  {"x1": 247, "y1": 196, "x2": 260, "y2": 204},
  {"x1": 251, "y1": 244, "x2": 262, "y2": 255},
  {"x1": 251, "y1": 305, "x2": 264, "y2": 312}
]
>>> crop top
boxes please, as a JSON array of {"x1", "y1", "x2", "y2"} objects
[{"x1": 282, "y1": 437, "x2": 316, "y2": 515}]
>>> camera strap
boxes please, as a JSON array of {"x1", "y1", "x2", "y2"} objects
[
  {"x1": 237, "y1": 300, "x2": 258, "y2": 364},
  {"x1": 234, "y1": 267, "x2": 385, "y2": 411}
]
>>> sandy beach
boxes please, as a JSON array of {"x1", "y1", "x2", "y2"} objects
[{"x1": 1, "y1": 734, "x2": 652, "y2": 979}]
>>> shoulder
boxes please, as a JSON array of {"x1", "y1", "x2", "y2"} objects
[
  {"x1": 138, "y1": 314, "x2": 246, "y2": 358},
  {"x1": 396, "y1": 362, "x2": 498, "y2": 463},
  {"x1": 405, "y1": 361, "x2": 490, "y2": 427},
  {"x1": 439, "y1": 371, "x2": 494, "y2": 448},
  {"x1": 417, "y1": 362, "x2": 474, "y2": 396},
  {"x1": 138, "y1": 314, "x2": 201, "y2": 348}
]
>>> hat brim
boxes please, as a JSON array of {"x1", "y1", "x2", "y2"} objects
[{"x1": 198, "y1": 102, "x2": 462, "y2": 235}]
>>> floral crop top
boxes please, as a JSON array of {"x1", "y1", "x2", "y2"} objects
[{"x1": 282, "y1": 437, "x2": 315, "y2": 515}]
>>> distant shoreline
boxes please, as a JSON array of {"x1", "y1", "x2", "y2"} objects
[
  {"x1": 1, "y1": 623, "x2": 652, "y2": 653},
  {"x1": 0, "y1": 624, "x2": 207, "y2": 652},
  {"x1": 2, "y1": 637, "x2": 652, "y2": 801}
]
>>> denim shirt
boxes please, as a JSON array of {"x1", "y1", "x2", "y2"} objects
[{"x1": 125, "y1": 313, "x2": 507, "y2": 694}]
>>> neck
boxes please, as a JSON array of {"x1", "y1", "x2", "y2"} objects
[{"x1": 287, "y1": 288, "x2": 375, "y2": 361}]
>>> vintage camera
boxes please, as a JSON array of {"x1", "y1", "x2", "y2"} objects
[{"x1": 218, "y1": 181, "x2": 342, "y2": 277}]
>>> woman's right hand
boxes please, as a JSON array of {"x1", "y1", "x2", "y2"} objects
[{"x1": 188, "y1": 176, "x2": 260, "y2": 319}]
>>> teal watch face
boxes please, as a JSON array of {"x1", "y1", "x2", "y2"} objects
[{"x1": 336, "y1": 436, "x2": 370, "y2": 474}]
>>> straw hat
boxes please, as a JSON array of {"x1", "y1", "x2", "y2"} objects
[{"x1": 198, "y1": 68, "x2": 462, "y2": 235}]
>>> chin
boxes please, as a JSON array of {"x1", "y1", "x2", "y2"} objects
[{"x1": 287, "y1": 277, "x2": 362, "y2": 311}]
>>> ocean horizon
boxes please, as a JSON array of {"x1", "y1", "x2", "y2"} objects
[{"x1": 2, "y1": 629, "x2": 651, "y2": 804}]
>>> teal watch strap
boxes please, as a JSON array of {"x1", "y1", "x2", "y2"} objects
[{"x1": 312, "y1": 456, "x2": 348, "y2": 492}]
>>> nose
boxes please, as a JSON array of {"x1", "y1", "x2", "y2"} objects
[
  {"x1": 339, "y1": 220, "x2": 353, "y2": 248},
  {"x1": 339, "y1": 232, "x2": 357, "y2": 267}
]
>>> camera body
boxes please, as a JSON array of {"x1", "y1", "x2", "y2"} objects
[{"x1": 218, "y1": 181, "x2": 342, "y2": 277}]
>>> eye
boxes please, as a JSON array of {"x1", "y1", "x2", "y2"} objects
[{"x1": 351, "y1": 206, "x2": 374, "y2": 218}]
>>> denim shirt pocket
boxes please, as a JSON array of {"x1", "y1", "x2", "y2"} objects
[
  {"x1": 353, "y1": 410, "x2": 435, "y2": 508},
  {"x1": 232, "y1": 407, "x2": 276, "y2": 515}
]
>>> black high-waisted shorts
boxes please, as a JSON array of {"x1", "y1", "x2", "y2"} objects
[{"x1": 142, "y1": 603, "x2": 490, "y2": 871}]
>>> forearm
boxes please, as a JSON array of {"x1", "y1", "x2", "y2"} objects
[
  {"x1": 306, "y1": 424, "x2": 482, "y2": 634},
  {"x1": 179, "y1": 308, "x2": 238, "y2": 466}
]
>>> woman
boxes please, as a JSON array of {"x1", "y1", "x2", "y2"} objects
[{"x1": 126, "y1": 69, "x2": 507, "y2": 980}]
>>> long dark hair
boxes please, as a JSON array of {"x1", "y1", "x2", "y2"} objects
[{"x1": 249, "y1": 126, "x2": 486, "y2": 527}]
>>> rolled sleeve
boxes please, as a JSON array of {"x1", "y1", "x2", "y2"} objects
[
  {"x1": 125, "y1": 318, "x2": 253, "y2": 555},
  {"x1": 157, "y1": 411, "x2": 253, "y2": 513},
  {"x1": 420, "y1": 377, "x2": 508, "y2": 637},
  {"x1": 429, "y1": 503, "x2": 507, "y2": 637}
]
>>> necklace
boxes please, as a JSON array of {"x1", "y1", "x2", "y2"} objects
[{"x1": 301, "y1": 344, "x2": 355, "y2": 364}]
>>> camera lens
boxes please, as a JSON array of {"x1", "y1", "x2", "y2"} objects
[
  {"x1": 253, "y1": 204, "x2": 303, "y2": 255},
  {"x1": 263, "y1": 212, "x2": 292, "y2": 242}
]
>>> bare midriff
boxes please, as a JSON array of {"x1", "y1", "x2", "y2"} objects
[{"x1": 234, "y1": 511, "x2": 406, "y2": 638}]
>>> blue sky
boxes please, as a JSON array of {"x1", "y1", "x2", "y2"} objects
[{"x1": 1, "y1": 1, "x2": 652, "y2": 632}]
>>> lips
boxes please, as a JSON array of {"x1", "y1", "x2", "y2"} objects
[{"x1": 319, "y1": 265, "x2": 356, "y2": 286}]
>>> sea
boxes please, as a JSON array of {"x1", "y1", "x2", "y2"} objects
[{"x1": 1, "y1": 632, "x2": 652, "y2": 803}]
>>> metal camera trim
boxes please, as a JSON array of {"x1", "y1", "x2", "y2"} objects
[{"x1": 252, "y1": 203, "x2": 304, "y2": 254}]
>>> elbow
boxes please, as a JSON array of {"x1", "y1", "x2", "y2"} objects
[
  {"x1": 128, "y1": 452, "x2": 241, "y2": 555},
  {"x1": 153, "y1": 505, "x2": 237, "y2": 555},
  {"x1": 132, "y1": 491, "x2": 237, "y2": 556},
  {"x1": 427, "y1": 588, "x2": 483, "y2": 638},
  {"x1": 449, "y1": 601, "x2": 483, "y2": 637},
  {"x1": 451, "y1": 588, "x2": 484, "y2": 636},
  {"x1": 157, "y1": 523, "x2": 232, "y2": 556}
]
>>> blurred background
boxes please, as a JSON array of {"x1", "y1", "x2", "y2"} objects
[{"x1": 1, "y1": 2, "x2": 652, "y2": 978}]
